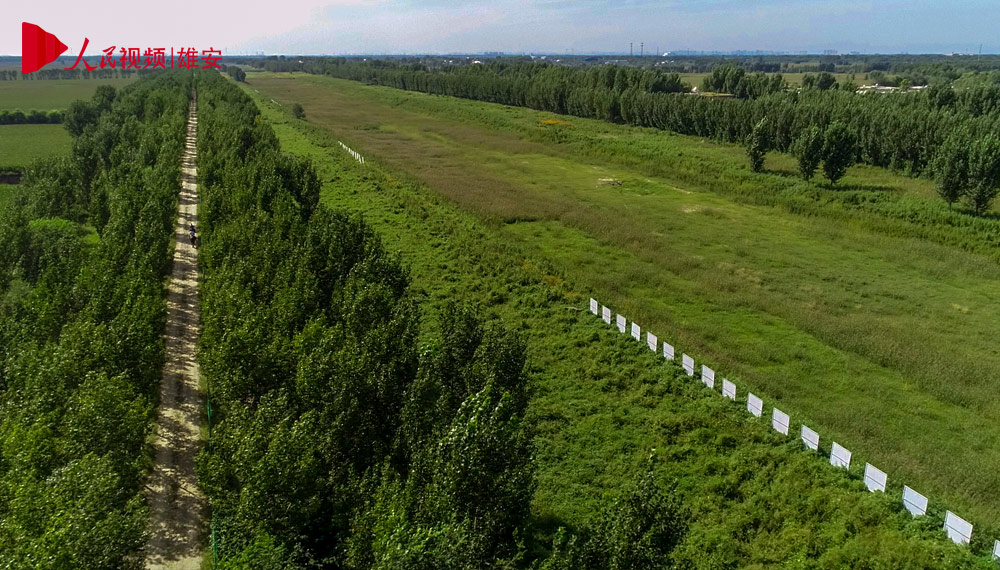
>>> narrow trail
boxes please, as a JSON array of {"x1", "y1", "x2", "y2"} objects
[{"x1": 144, "y1": 94, "x2": 206, "y2": 569}]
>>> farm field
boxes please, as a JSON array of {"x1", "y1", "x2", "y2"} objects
[
  {"x1": 246, "y1": 72, "x2": 1000, "y2": 531},
  {"x1": 0, "y1": 77, "x2": 135, "y2": 110},
  {"x1": 0, "y1": 124, "x2": 72, "y2": 168}
]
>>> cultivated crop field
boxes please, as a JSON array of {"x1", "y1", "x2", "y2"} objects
[
  {"x1": 0, "y1": 77, "x2": 135, "y2": 110},
  {"x1": 0, "y1": 124, "x2": 71, "y2": 168},
  {"x1": 246, "y1": 72, "x2": 1000, "y2": 533}
]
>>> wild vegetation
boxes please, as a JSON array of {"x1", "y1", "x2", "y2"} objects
[
  {"x1": 258, "y1": 58, "x2": 1000, "y2": 213},
  {"x1": 0, "y1": 74, "x2": 188, "y2": 567},
  {"x1": 1, "y1": 62, "x2": 997, "y2": 567},
  {"x1": 197, "y1": 70, "x2": 542, "y2": 568},
  {"x1": 244, "y1": 72, "x2": 1000, "y2": 539},
  {"x1": 228, "y1": 75, "x2": 1000, "y2": 568}
]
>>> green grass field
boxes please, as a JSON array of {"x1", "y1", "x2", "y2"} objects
[
  {"x1": 0, "y1": 77, "x2": 135, "y2": 111},
  {"x1": 233, "y1": 83, "x2": 997, "y2": 565},
  {"x1": 0, "y1": 124, "x2": 71, "y2": 168},
  {"x1": 244, "y1": 74, "x2": 1000, "y2": 537}
]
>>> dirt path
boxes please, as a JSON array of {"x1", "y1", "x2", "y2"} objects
[{"x1": 144, "y1": 95, "x2": 206, "y2": 569}]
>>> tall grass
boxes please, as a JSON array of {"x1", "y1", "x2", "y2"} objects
[{"x1": 238, "y1": 81, "x2": 1000, "y2": 565}]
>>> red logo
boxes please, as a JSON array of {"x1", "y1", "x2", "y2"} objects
[
  {"x1": 22, "y1": 22, "x2": 68, "y2": 74},
  {"x1": 22, "y1": 22, "x2": 223, "y2": 73}
]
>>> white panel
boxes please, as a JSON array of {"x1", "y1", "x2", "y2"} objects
[
  {"x1": 800, "y1": 425, "x2": 819, "y2": 451},
  {"x1": 864, "y1": 463, "x2": 887, "y2": 492},
  {"x1": 903, "y1": 486, "x2": 928, "y2": 517},
  {"x1": 830, "y1": 442, "x2": 851, "y2": 469},
  {"x1": 747, "y1": 393, "x2": 763, "y2": 417},
  {"x1": 590, "y1": 298, "x2": 599, "y2": 315},
  {"x1": 722, "y1": 379, "x2": 736, "y2": 400},
  {"x1": 663, "y1": 342, "x2": 675, "y2": 360},
  {"x1": 646, "y1": 332, "x2": 658, "y2": 352},
  {"x1": 681, "y1": 354, "x2": 695, "y2": 376},
  {"x1": 772, "y1": 408, "x2": 790, "y2": 435},
  {"x1": 992, "y1": 540, "x2": 999, "y2": 560},
  {"x1": 631, "y1": 322, "x2": 641, "y2": 341},
  {"x1": 602, "y1": 306, "x2": 612, "y2": 324},
  {"x1": 616, "y1": 314, "x2": 626, "y2": 333},
  {"x1": 701, "y1": 365, "x2": 715, "y2": 388},
  {"x1": 944, "y1": 511, "x2": 973, "y2": 546}
]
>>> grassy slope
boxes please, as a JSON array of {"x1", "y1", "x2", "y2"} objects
[
  {"x1": 247, "y1": 73, "x2": 1000, "y2": 529},
  {"x1": 235, "y1": 80, "x2": 998, "y2": 566},
  {"x1": 0, "y1": 124, "x2": 72, "y2": 168},
  {"x1": 0, "y1": 77, "x2": 135, "y2": 110}
]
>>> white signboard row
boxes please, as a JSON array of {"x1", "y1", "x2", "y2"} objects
[
  {"x1": 338, "y1": 141, "x2": 367, "y2": 164},
  {"x1": 864, "y1": 463, "x2": 887, "y2": 493},
  {"x1": 722, "y1": 379, "x2": 736, "y2": 400},
  {"x1": 772, "y1": 408, "x2": 790, "y2": 435},
  {"x1": 801, "y1": 425, "x2": 819, "y2": 451},
  {"x1": 944, "y1": 511, "x2": 973, "y2": 546},
  {"x1": 903, "y1": 485, "x2": 928, "y2": 517},
  {"x1": 993, "y1": 540, "x2": 999, "y2": 561},
  {"x1": 682, "y1": 354, "x2": 695, "y2": 376},
  {"x1": 586, "y1": 296, "x2": 981, "y2": 549},
  {"x1": 701, "y1": 365, "x2": 715, "y2": 389},
  {"x1": 830, "y1": 442, "x2": 851, "y2": 469}
]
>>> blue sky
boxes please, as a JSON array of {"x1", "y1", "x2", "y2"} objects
[{"x1": 5, "y1": 0, "x2": 1000, "y2": 56}]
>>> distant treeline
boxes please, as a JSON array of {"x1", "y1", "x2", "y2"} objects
[
  {"x1": 256, "y1": 58, "x2": 1000, "y2": 178},
  {"x1": 0, "y1": 109, "x2": 64, "y2": 124}
]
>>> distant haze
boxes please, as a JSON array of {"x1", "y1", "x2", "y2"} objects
[{"x1": 4, "y1": 0, "x2": 999, "y2": 56}]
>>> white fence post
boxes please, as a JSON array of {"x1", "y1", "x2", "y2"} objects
[
  {"x1": 701, "y1": 365, "x2": 715, "y2": 389},
  {"x1": 663, "y1": 343, "x2": 674, "y2": 360},
  {"x1": 830, "y1": 442, "x2": 851, "y2": 469},
  {"x1": 800, "y1": 425, "x2": 819, "y2": 451},
  {"x1": 722, "y1": 379, "x2": 736, "y2": 400},
  {"x1": 681, "y1": 354, "x2": 695, "y2": 376},
  {"x1": 944, "y1": 511, "x2": 973, "y2": 546},
  {"x1": 903, "y1": 486, "x2": 928, "y2": 517},
  {"x1": 772, "y1": 408, "x2": 790, "y2": 435},
  {"x1": 863, "y1": 464, "x2": 887, "y2": 492}
]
